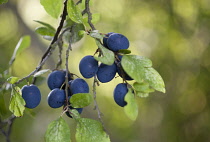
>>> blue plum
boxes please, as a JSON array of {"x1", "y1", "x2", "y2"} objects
[
  {"x1": 47, "y1": 70, "x2": 66, "y2": 90},
  {"x1": 113, "y1": 83, "x2": 128, "y2": 107},
  {"x1": 21, "y1": 84, "x2": 41, "y2": 109},
  {"x1": 79, "y1": 55, "x2": 98, "y2": 78},
  {"x1": 103, "y1": 32, "x2": 114, "y2": 47},
  {"x1": 47, "y1": 88, "x2": 66, "y2": 108},
  {"x1": 97, "y1": 63, "x2": 117, "y2": 83},
  {"x1": 70, "y1": 78, "x2": 89, "y2": 94},
  {"x1": 107, "y1": 33, "x2": 129, "y2": 52}
]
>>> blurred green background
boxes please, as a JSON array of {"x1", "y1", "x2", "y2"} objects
[{"x1": 1, "y1": 0, "x2": 210, "y2": 142}]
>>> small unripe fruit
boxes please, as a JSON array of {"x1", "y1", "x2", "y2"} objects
[
  {"x1": 113, "y1": 83, "x2": 128, "y2": 107},
  {"x1": 103, "y1": 32, "x2": 114, "y2": 47},
  {"x1": 21, "y1": 84, "x2": 41, "y2": 109},
  {"x1": 107, "y1": 33, "x2": 129, "y2": 52},
  {"x1": 47, "y1": 70, "x2": 65, "y2": 90},
  {"x1": 97, "y1": 63, "x2": 117, "y2": 83},
  {"x1": 47, "y1": 88, "x2": 66, "y2": 108},
  {"x1": 70, "y1": 78, "x2": 89, "y2": 94},
  {"x1": 79, "y1": 55, "x2": 98, "y2": 78}
]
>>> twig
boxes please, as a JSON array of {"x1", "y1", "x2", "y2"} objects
[
  {"x1": 92, "y1": 76, "x2": 107, "y2": 132},
  {"x1": 0, "y1": 114, "x2": 16, "y2": 142},
  {"x1": 14, "y1": 0, "x2": 69, "y2": 85},
  {"x1": 82, "y1": 0, "x2": 96, "y2": 30}
]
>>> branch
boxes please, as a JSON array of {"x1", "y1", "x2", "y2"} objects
[
  {"x1": 82, "y1": 0, "x2": 96, "y2": 30},
  {"x1": 0, "y1": 115, "x2": 16, "y2": 142},
  {"x1": 14, "y1": 0, "x2": 69, "y2": 85}
]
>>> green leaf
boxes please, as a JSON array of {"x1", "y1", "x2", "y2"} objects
[
  {"x1": 10, "y1": 36, "x2": 31, "y2": 64},
  {"x1": 124, "y1": 89, "x2": 138, "y2": 121},
  {"x1": 45, "y1": 117, "x2": 71, "y2": 142},
  {"x1": 136, "y1": 92, "x2": 149, "y2": 98},
  {"x1": 9, "y1": 86, "x2": 25, "y2": 117},
  {"x1": 0, "y1": 0, "x2": 8, "y2": 4},
  {"x1": 89, "y1": 30, "x2": 104, "y2": 40},
  {"x1": 94, "y1": 40, "x2": 115, "y2": 65},
  {"x1": 34, "y1": 76, "x2": 46, "y2": 86},
  {"x1": 40, "y1": 0, "x2": 62, "y2": 19},
  {"x1": 63, "y1": 23, "x2": 85, "y2": 44},
  {"x1": 34, "y1": 69, "x2": 50, "y2": 77},
  {"x1": 34, "y1": 20, "x2": 55, "y2": 31},
  {"x1": 133, "y1": 82, "x2": 154, "y2": 93},
  {"x1": 76, "y1": 118, "x2": 110, "y2": 142},
  {"x1": 142, "y1": 67, "x2": 166, "y2": 93},
  {"x1": 35, "y1": 27, "x2": 55, "y2": 36},
  {"x1": 118, "y1": 49, "x2": 131, "y2": 54},
  {"x1": 7, "y1": 77, "x2": 19, "y2": 84},
  {"x1": 67, "y1": 0, "x2": 83, "y2": 23},
  {"x1": 70, "y1": 93, "x2": 93, "y2": 108},
  {"x1": 121, "y1": 55, "x2": 165, "y2": 93}
]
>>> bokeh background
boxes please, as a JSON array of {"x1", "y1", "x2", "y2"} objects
[{"x1": 1, "y1": 0, "x2": 210, "y2": 142}]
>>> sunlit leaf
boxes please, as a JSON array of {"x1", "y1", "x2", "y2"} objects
[
  {"x1": 133, "y1": 82, "x2": 154, "y2": 93},
  {"x1": 121, "y1": 55, "x2": 165, "y2": 93},
  {"x1": 83, "y1": 13, "x2": 100, "y2": 24},
  {"x1": 89, "y1": 30, "x2": 104, "y2": 40},
  {"x1": 45, "y1": 117, "x2": 71, "y2": 142},
  {"x1": 34, "y1": 20, "x2": 55, "y2": 31},
  {"x1": 76, "y1": 118, "x2": 110, "y2": 142},
  {"x1": 94, "y1": 40, "x2": 115, "y2": 65},
  {"x1": 35, "y1": 27, "x2": 55, "y2": 36},
  {"x1": 9, "y1": 86, "x2": 25, "y2": 117},
  {"x1": 7, "y1": 76, "x2": 19, "y2": 84},
  {"x1": 70, "y1": 93, "x2": 93, "y2": 108},
  {"x1": 10, "y1": 36, "x2": 31, "y2": 64},
  {"x1": 34, "y1": 69, "x2": 50, "y2": 77},
  {"x1": 0, "y1": 0, "x2": 8, "y2": 4},
  {"x1": 40, "y1": 0, "x2": 62, "y2": 19},
  {"x1": 124, "y1": 89, "x2": 138, "y2": 121},
  {"x1": 136, "y1": 92, "x2": 149, "y2": 98},
  {"x1": 67, "y1": 0, "x2": 83, "y2": 23}
]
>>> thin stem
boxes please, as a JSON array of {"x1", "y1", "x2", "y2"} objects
[{"x1": 92, "y1": 76, "x2": 107, "y2": 132}]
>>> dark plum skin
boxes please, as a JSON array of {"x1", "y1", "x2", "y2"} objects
[
  {"x1": 21, "y1": 85, "x2": 41, "y2": 109},
  {"x1": 116, "y1": 55, "x2": 133, "y2": 80},
  {"x1": 103, "y1": 32, "x2": 114, "y2": 47},
  {"x1": 97, "y1": 63, "x2": 117, "y2": 83},
  {"x1": 47, "y1": 70, "x2": 66, "y2": 90},
  {"x1": 47, "y1": 88, "x2": 66, "y2": 108},
  {"x1": 107, "y1": 33, "x2": 129, "y2": 52},
  {"x1": 113, "y1": 83, "x2": 128, "y2": 107},
  {"x1": 79, "y1": 55, "x2": 98, "y2": 78},
  {"x1": 70, "y1": 78, "x2": 89, "y2": 94}
]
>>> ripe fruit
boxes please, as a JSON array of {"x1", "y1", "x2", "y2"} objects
[
  {"x1": 113, "y1": 83, "x2": 128, "y2": 107},
  {"x1": 70, "y1": 78, "x2": 89, "y2": 94},
  {"x1": 21, "y1": 84, "x2": 41, "y2": 109},
  {"x1": 107, "y1": 33, "x2": 129, "y2": 52},
  {"x1": 79, "y1": 55, "x2": 98, "y2": 78},
  {"x1": 97, "y1": 63, "x2": 117, "y2": 83},
  {"x1": 103, "y1": 32, "x2": 114, "y2": 47},
  {"x1": 47, "y1": 70, "x2": 66, "y2": 90},
  {"x1": 47, "y1": 88, "x2": 66, "y2": 108}
]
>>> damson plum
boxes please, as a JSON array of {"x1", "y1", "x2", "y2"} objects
[
  {"x1": 47, "y1": 70, "x2": 65, "y2": 90},
  {"x1": 113, "y1": 83, "x2": 128, "y2": 107},
  {"x1": 21, "y1": 85, "x2": 41, "y2": 109},
  {"x1": 79, "y1": 55, "x2": 98, "y2": 78},
  {"x1": 97, "y1": 63, "x2": 117, "y2": 83},
  {"x1": 47, "y1": 88, "x2": 66, "y2": 108},
  {"x1": 70, "y1": 78, "x2": 89, "y2": 94},
  {"x1": 107, "y1": 33, "x2": 129, "y2": 52},
  {"x1": 103, "y1": 32, "x2": 114, "y2": 47}
]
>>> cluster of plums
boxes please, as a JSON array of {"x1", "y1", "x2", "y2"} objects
[
  {"x1": 20, "y1": 32, "x2": 132, "y2": 113},
  {"x1": 47, "y1": 70, "x2": 89, "y2": 117},
  {"x1": 79, "y1": 32, "x2": 132, "y2": 107}
]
